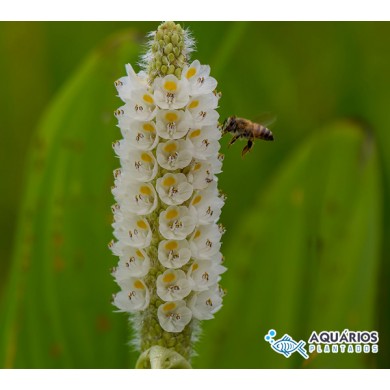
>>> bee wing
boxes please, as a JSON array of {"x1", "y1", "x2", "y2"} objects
[{"x1": 253, "y1": 112, "x2": 277, "y2": 128}]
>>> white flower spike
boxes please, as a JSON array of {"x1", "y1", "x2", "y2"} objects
[{"x1": 110, "y1": 21, "x2": 226, "y2": 367}]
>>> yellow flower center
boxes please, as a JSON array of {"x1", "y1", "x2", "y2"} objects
[
  {"x1": 143, "y1": 94, "x2": 154, "y2": 104},
  {"x1": 192, "y1": 195, "x2": 202, "y2": 205},
  {"x1": 137, "y1": 220, "x2": 148, "y2": 230},
  {"x1": 166, "y1": 209, "x2": 179, "y2": 220},
  {"x1": 163, "y1": 142, "x2": 177, "y2": 153},
  {"x1": 188, "y1": 100, "x2": 199, "y2": 109},
  {"x1": 186, "y1": 67, "x2": 196, "y2": 79},
  {"x1": 163, "y1": 302, "x2": 176, "y2": 312},
  {"x1": 165, "y1": 112, "x2": 178, "y2": 122},
  {"x1": 140, "y1": 185, "x2": 152, "y2": 196},
  {"x1": 134, "y1": 280, "x2": 144, "y2": 289},
  {"x1": 190, "y1": 129, "x2": 201, "y2": 138},
  {"x1": 163, "y1": 176, "x2": 176, "y2": 187},
  {"x1": 194, "y1": 162, "x2": 202, "y2": 171},
  {"x1": 143, "y1": 123, "x2": 155, "y2": 132},
  {"x1": 164, "y1": 80, "x2": 177, "y2": 92},
  {"x1": 162, "y1": 272, "x2": 176, "y2": 283},
  {"x1": 141, "y1": 152, "x2": 153, "y2": 163},
  {"x1": 165, "y1": 241, "x2": 178, "y2": 251}
]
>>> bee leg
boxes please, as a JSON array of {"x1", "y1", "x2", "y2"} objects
[
  {"x1": 228, "y1": 134, "x2": 240, "y2": 147},
  {"x1": 241, "y1": 140, "x2": 253, "y2": 158}
]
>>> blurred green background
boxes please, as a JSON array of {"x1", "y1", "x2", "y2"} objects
[{"x1": 0, "y1": 21, "x2": 389, "y2": 369}]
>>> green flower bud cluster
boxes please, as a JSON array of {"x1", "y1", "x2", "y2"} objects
[{"x1": 148, "y1": 21, "x2": 187, "y2": 82}]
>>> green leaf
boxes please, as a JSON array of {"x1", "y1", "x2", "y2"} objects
[
  {"x1": 194, "y1": 121, "x2": 382, "y2": 368},
  {"x1": 0, "y1": 29, "x2": 142, "y2": 368}
]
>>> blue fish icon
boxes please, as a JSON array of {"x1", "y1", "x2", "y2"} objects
[{"x1": 265, "y1": 330, "x2": 309, "y2": 359}]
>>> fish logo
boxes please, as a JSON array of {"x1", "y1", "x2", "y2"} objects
[{"x1": 265, "y1": 329, "x2": 309, "y2": 359}]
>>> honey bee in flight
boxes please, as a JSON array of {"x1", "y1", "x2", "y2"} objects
[{"x1": 221, "y1": 115, "x2": 274, "y2": 157}]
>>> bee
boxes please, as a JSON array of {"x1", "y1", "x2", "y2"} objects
[{"x1": 221, "y1": 115, "x2": 274, "y2": 157}]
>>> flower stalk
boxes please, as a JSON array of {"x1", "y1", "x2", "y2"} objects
[{"x1": 110, "y1": 21, "x2": 226, "y2": 368}]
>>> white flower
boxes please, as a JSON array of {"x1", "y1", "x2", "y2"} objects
[
  {"x1": 121, "y1": 149, "x2": 158, "y2": 182},
  {"x1": 187, "y1": 260, "x2": 226, "y2": 292},
  {"x1": 210, "y1": 153, "x2": 224, "y2": 174},
  {"x1": 187, "y1": 285, "x2": 223, "y2": 320},
  {"x1": 153, "y1": 74, "x2": 190, "y2": 109},
  {"x1": 122, "y1": 88, "x2": 157, "y2": 121},
  {"x1": 157, "y1": 300, "x2": 192, "y2": 333},
  {"x1": 187, "y1": 125, "x2": 221, "y2": 160},
  {"x1": 117, "y1": 182, "x2": 157, "y2": 215},
  {"x1": 156, "y1": 269, "x2": 191, "y2": 301},
  {"x1": 113, "y1": 277, "x2": 150, "y2": 312},
  {"x1": 156, "y1": 109, "x2": 193, "y2": 140},
  {"x1": 189, "y1": 223, "x2": 223, "y2": 260},
  {"x1": 115, "y1": 63, "x2": 147, "y2": 102},
  {"x1": 182, "y1": 60, "x2": 217, "y2": 95},
  {"x1": 112, "y1": 247, "x2": 150, "y2": 278},
  {"x1": 189, "y1": 181, "x2": 224, "y2": 224},
  {"x1": 186, "y1": 159, "x2": 215, "y2": 190},
  {"x1": 156, "y1": 173, "x2": 193, "y2": 206},
  {"x1": 158, "y1": 239, "x2": 192, "y2": 268},
  {"x1": 112, "y1": 139, "x2": 130, "y2": 160},
  {"x1": 156, "y1": 139, "x2": 193, "y2": 170},
  {"x1": 108, "y1": 239, "x2": 124, "y2": 257},
  {"x1": 191, "y1": 108, "x2": 219, "y2": 127},
  {"x1": 159, "y1": 205, "x2": 197, "y2": 240},
  {"x1": 117, "y1": 118, "x2": 159, "y2": 151},
  {"x1": 113, "y1": 213, "x2": 152, "y2": 249},
  {"x1": 186, "y1": 93, "x2": 218, "y2": 117},
  {"x1": 112, "y1": 171, "x2": 124, "y2": 199}
]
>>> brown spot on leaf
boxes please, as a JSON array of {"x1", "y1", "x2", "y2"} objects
[
  {"x1": 96, "y1": 315, "x2": 111, "y2": 333},
  {"x1": 291, "y1": 188, "x2": 304, "y2": 206},
  {"x1": 49, "y1": 343, "x2": 63, "y2": 358},
  {"x1": 53, "y1": 232, "x2": 64, "y2": 248},
  {"x1": 54, "y1": 256, "x2": 65, "y2": 272}
]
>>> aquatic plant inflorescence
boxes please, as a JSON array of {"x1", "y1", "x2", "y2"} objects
[{"x1": 110, "y1": 21, "x2": 226, "y2": 368}]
